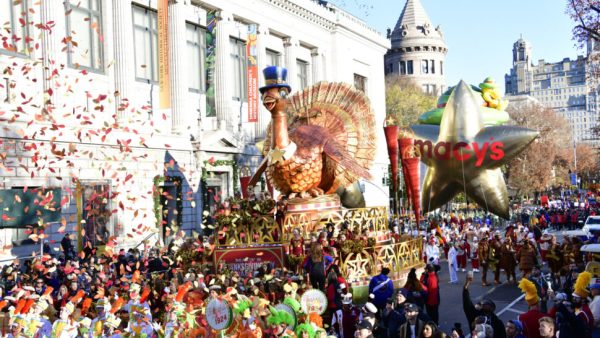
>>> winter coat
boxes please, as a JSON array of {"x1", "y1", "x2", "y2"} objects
[
  {"x1": 518, "y1": 309, "x2": 545, "y2": 338},
  {"x1": 397, "y1": 318, "x2": 425, "y2": 338},
  {"x1": 463, "y1": 288, "x2": 506, "y2": 338},
  {"x1": 381, "y1": 308, "x2": 403, "y2": 338},
  {"x1": 499, "y1": 244, "x2": 516, "y2": 271},
  {"x1": 516, "y1": 245, "x2": 537, "y2": 271},
  {"x1": 420, "y1": 272, "x2": 439, "y2": 306},
  {"x1": 369, "y1": 273, "x2": 394, "y2": 309}
]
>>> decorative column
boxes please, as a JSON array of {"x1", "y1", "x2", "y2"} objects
[
  {"x1": 255, "y1": 24, "x2": 269, "y2": 140},
  {"x1": 102, "y1": 0, "x2": 116, "y2": 104},
  {"x1": 311, "y1": 48, "x2": 321, "y2": 83},
  {"x1": 283, "y1": 37, "x2": 297, "y2": 91},
  {"x1": 112, "y1": 0, "x2": 135, "y2": 122},
  {"x1": 214, "y1": 10, "x2": 233, "y2": 130},
  {"x1": 40, "y1": 0, "x2": 62, "y2": 110},
  {"x1": 169, "y1": 0, "x2": 188, "y2": 135}
]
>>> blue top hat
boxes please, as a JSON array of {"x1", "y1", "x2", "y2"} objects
[{"x1": 259, "y1": 66, "x2": 292, "y2": 94}]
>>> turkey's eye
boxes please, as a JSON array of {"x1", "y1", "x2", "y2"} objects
[{"x1": 279, "y1": 90, "x2": 288, "y2": 98}]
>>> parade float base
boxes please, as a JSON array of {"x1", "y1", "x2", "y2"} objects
[
  {"x1": 283, "y1": 194, "x2": 342, "y2": 234},
  {"x1": 213, "y1": 195, "x2": 424, "y2": 303},
  {"x1": 213, "y1": 244, "x2": 285, "y2": 275}
]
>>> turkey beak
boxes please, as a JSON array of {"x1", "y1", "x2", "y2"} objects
[{"x1": 262, "y1": 94, "x2": 277, "y2": 112}]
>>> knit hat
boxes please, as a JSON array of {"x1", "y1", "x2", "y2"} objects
[
  {"x1": 573, "y1": 271, "x2": 592, "y2": 298},
  {"x1": 357, "y1": 320, "x2": 373, "y2": 331},
  {"x1": 518, "y1": 278, "x2": 539, "y2": 306},
  {"x1": 508, "y1": 320, "x2": 523, "y2": 333},
  {"x1": 554, "y1": 293, "x2": 568, "y2": 302}
]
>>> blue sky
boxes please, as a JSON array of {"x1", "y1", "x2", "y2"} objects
[{"x1": 329, "y1": 0, "x2": 583, "y2": 94}]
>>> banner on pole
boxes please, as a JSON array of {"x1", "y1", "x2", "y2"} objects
[
  {"x1": 205, "y1": 10, "x2": 217, "y2": 117},
  {"x1": 157, "y1": 0, "x2": 170, "y2": 109},
  {"x1": 247, "y1": 24, "x2": 259, "y2": 122}
]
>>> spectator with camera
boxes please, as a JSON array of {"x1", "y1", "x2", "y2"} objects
[{"x1": 463, "y1": 273, "x2": 506, "y2": 338}]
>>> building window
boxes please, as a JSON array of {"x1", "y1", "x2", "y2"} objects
[
  {"x1": 422, "y1": 84, "x2": 429, "y2": 93},
  {"x1": 421, "y1": 60, "x2": 429, "y2": 74},
  {"x1": 407, "y1": 60, "x2": 414, "y2": 75},
  {"x1": 0, "y1": 0, "x2": 31, "y2": 56},
  {"x1": 266, "y1": 49, "x2": 280, "y2": 67},
  {"x1": 430, "y1": 59, "x2": 435, "y2": 74},
  {"x1": 297, "y1": 59, "x2": 308, "y2": 89},
  {"x1": 133, "y1": 5, "x2": 158, "y2": 82},
  {"x1": 81, "y1": 182, "x2": 112, "y2": 246},
  {"x1": 400, "y1": 61, "x2": 406, "y2": 75},
  {"x1": 1, "y1": 187, "x2": 62, "y2": 246},
  {"x1": 440, "y1": 61, "x2": 444, "y2": 75},
  {"x1": 65, "y1": 0, "x2": 103, "y2": 71},
  {"x1": 230, "y1": 37, "x2": 247, "y2": 101},
  {"x1": 12, "y1": 228, "x2": 34, "y2": 246},
  {"x1": 354, "y1": 74, "x2": 367, "y2": 93},
  {"x1": 186, "y1": 23, "x2": 205, "y2": 92}
]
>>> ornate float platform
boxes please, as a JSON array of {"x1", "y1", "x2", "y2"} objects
[{"x1": 212, "y1": 196, "x2": 424, "y2": 302}]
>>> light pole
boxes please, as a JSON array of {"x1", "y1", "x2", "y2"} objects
[{"x1": 572, "y1": 126, "x2": 579, "y2": 191}]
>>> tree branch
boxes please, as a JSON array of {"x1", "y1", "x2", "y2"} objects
[
  {"x1": 575, "y1": 24, "x2": 600, "y2": 40},
  {"x1": 572, "y1": 0, "x2": 587, "y2": 27},
  {"x1": 590, "y1": 4, "x2": 600, "y2": 13}
]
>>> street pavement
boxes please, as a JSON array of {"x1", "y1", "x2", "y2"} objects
[{"x1": 434, "y1": 261, "x2": 530, "y2": 335}]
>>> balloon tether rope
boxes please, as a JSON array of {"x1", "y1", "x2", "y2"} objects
[
  {"x1": 460, "y1": 149, "x2": 468, "y2": 210},
  {"x1": 480, "y1": 184, "x2": 489, "y2": 213}
]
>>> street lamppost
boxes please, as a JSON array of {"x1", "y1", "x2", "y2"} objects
[{"x1": 572, "y1": 128, "x2": 579, "y2": 190}]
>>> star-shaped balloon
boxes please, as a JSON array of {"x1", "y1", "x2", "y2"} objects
[{"x1": 411, "y1": 81, "x2": 539, "y2": 219}]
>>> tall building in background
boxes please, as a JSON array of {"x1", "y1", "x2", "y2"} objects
[
  {"x1": 384, "y1": 0, "x2": 447, "y2": 95},
  {"x1": 505, "y1": 37, "x2": 599, "y2": 147},
  {"x1": 0, "y1": 0, "x2": 389, "y2": 258}
]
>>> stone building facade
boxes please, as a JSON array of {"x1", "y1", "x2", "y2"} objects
[
  {"x1": 505, "y1": 37, "x2": 599, "y2": 147},
  {"x1": 0, "y1": 0, "x2": 389, "y2": 258},
  {"x1": 384, "y1": 0, "x2": 447, "y2": 96}
]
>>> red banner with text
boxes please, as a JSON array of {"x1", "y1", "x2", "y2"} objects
[
  {"x1": 214, "y1": 245, "x2": 284, "y2": 274},
  {"x1": 247, "y1": 24, "x2": 259, "y2": 122}
]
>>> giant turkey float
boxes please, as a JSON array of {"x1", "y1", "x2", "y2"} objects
[{"x1": 211, "y1": 67, "x2": 423, "y2": 315}]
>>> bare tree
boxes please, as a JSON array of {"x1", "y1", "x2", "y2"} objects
[
  {"x1": 506, "y1": 102, "x2": 574, "y2": 196},
  {"x1": 567, "y1": 0, "x2": 600, "y2": 45}
]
